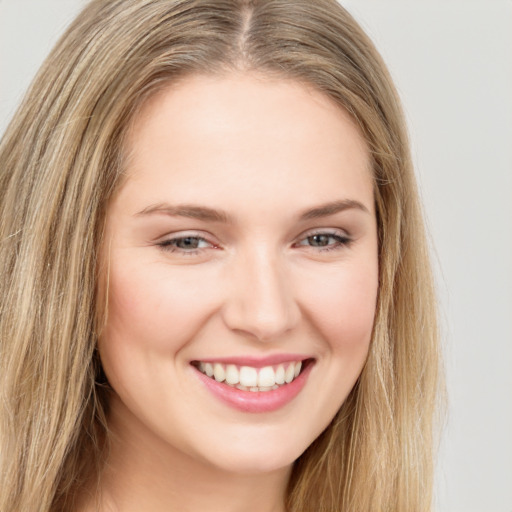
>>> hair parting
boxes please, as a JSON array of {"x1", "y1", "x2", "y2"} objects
[{"x1": 0, "y1": 1, "x2": 444, "y2": 511}]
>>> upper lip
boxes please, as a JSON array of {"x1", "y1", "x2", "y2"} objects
[{"x1": 191, "y1": 354, "x2": 312, "y2": 368}]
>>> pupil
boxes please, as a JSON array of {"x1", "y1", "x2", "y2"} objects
[
  {"x1": 178, "y1": 237, "x2": 199, "y2": 249},
  {"x1": 310, "y1": 234, "x2": 330, "y2": 247}
]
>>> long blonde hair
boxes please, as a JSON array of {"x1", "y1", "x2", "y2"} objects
[{"x1": 0, "y1": 1, "x2": 443, "y2": 510}]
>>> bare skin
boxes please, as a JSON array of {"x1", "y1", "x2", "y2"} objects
[{"x1": 84, "y1": 72, "x2": 378, "y2": 512}]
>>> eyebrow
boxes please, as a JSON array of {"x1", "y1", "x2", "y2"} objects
[
  {"x1": 298, "y1": 199, "x2": 370, "y2": 220},
  {"x1": 135, "y1": 199, "x2": 370, "y2": 222},
  {"x1": 136, "y1": 203, "x2": 231, "y2": 223}
]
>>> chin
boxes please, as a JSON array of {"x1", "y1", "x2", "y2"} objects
[
  {"x1": 210, "y1": 452, "x2": 295, "y2": 476},
  {"x1": 197, "y1": 429, "x2": 314, "y2": 476}
]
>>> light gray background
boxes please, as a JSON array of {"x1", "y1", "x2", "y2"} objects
[{"x1": 1, "y1": 1, "x2": 511, "y2": 511}]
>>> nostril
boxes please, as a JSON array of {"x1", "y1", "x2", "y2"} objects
[{"x1": 220, "y1": 266, "x2": 301, "y2": 341}]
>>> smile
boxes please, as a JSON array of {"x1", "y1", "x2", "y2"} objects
[
  {"x1": 191, "y1": 358, "x2": 314, "y2": 413},
  {"x1": 195, "y1": 361, "x2": 303, "y2": 391}
]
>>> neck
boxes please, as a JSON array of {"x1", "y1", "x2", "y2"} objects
[{"x1": 81, "y1": 396, "x2": 291, "y2": 512}]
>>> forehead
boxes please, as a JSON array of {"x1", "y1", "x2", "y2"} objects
[{"x1": 120, "y1": 72, "x2": 374, "y2": 216}]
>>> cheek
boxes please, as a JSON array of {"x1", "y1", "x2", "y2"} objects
[
  {"x1": 98, "y1": 257, "x2": 223, "y2": 407},
  {"x1": 299, "y1": 259, "x2": 379, "y2": 355},
  {"x1": 104, "y1": 259, "x2": 209, "y2": 346}
]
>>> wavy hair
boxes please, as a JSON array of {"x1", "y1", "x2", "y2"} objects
[{"x1": 0, "y1": 1, "x2": 443, "y2": 510}]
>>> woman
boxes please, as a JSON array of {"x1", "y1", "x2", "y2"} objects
[{"x1": 0, "y1": 1, "x2": 443, "y2": 511}]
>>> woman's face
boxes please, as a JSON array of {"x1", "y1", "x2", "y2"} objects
[{"x1": 99, "y1": 73, "x2": 378, "y2": 474}]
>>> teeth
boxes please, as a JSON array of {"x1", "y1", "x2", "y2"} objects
[
  {"x1": 239, "y1": 366, "x2": 258, "y2": 387},
  {"x1": 258, "y1": 366, "x2": 276, "y2": 387},
  {"x1": 204, "y1": 363, "x2": 214, "y2": 378},
  {"x1": 284, "y1": 364, "x2": 295, "y2": 384},
  {"x1": 196, "y1": 360, "x2": 306, "y2": 391},
  {"x1": 213, "y1": 363, "x2": 225, "y2": 382},
  {"x1": 275, "y1": 364, "x2": 285, "y2": 385},
  {"x1": 225, "y1": 364, "x2": 239, "y2": 385}
]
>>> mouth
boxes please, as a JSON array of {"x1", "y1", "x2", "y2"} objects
[{"x1": 191, "y1": 359, "x2": 310, "y2": 392}]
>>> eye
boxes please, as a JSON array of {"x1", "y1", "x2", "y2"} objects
[
  {"x1": 295, "y1": 231, "x2": 351, "y2": 251},
  {"x1": 157, "y1": 235, "x2": 213, "y2": 254}
]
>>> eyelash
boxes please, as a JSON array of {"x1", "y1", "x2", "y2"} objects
[
  {"x1": 156, "y1": 235, "x2": 212, "y2": 256},
  {"x1": 156, "y1": 230, "x2": 352, "y2": 255},
  {"x1": 294, "y1": 232, "x2": 352, "y2": 252}
]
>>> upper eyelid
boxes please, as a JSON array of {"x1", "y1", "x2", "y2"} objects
[
  {"x1": 294, "y1": 232, "x2": 350, "y2": 246},
  {"x1": 302, "y1": 227, "x2": 348, "y2": 234},
  {"x1": 156, "y1": 227, "x2": 350, "y2": 242},
  {"x1": 156, "y1": 230, "x2": 214, "y2": 242},
  {"x1": 157, "y1": 228, "x2": 352, "y2": 253},
  {"x1": 159, "y1": 235, "x2": 213, "y2": 245},
  {"x1": 297, "y1": 227, "x2": 350, "y2": 239}
]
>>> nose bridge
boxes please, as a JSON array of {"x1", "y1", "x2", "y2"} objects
[{"x1": 223, "y1": 244, "x2": 300, "y2": 341}]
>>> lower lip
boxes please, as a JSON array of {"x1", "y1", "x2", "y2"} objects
[{"x1": 193, "y1": 362, "x2": 314, "y2": 413}]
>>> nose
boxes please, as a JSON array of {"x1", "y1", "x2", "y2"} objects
[{"x1": 221, "y1": 249, "x2": 301, "y2": 342}]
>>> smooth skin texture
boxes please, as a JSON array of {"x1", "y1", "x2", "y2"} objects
[{"x1": 95, "y1": 73, "x2": 379, "y2": 512}]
